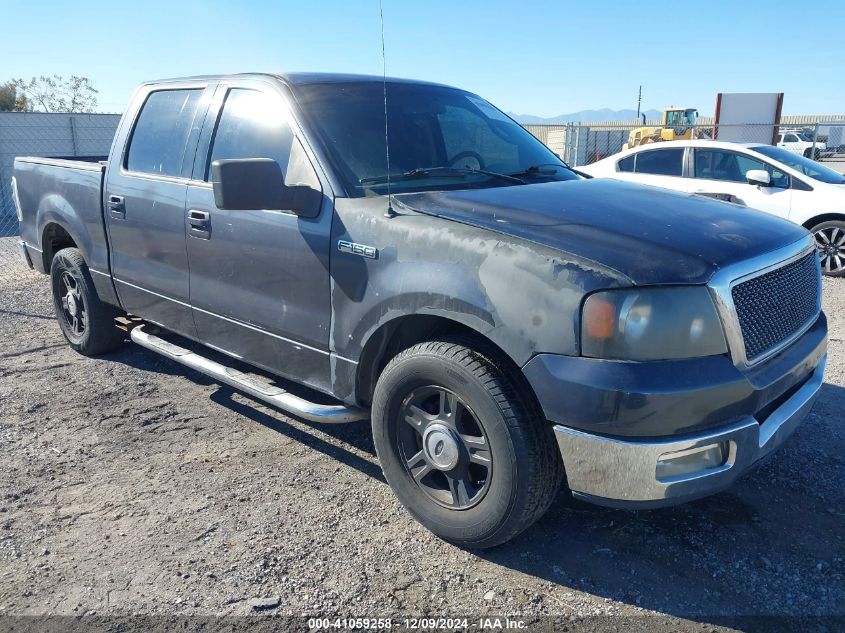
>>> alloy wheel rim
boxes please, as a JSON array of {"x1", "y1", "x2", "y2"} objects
[
  {"x1": 397, "y1": 385, "x2": 492, "y2": 510},
  {"x1": 59, "y1": 272, "x2": 86, "y2": 337},
  {"x1": 814, "y1": 227, "x2": 845, "y2": 274}
]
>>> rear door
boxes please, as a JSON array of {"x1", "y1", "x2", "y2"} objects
[
  {"x1": 688, "y1": 147, "x2": 792, "y2": 219},
  {"x1": 184, "y1": 79, "x2": 333, "y2": 391},
  {"x1": 105, "y1": 83, "x2": 215, "y2": 336}
]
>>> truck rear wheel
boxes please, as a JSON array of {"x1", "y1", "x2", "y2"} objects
[
  {"x1": 371, "y1": 338, "x2": 564, "y2": 548},
  {"x1": 50, "y1": 247, "x2": 125, "y2": 355}
]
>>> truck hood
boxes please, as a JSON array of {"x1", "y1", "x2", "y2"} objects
[{"x1": 395, "y1": 179, "x2": 808, "y2": 285}]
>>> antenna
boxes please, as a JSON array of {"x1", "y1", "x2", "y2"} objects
[
  {"x1": 379, "y1": 0, "x2": 396, "y2": 218},
  {"x1": 636, "y1": 85, "x2": 642, "y2": 119}
]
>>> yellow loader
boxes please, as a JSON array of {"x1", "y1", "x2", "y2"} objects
[{"x1": 624, "y1": 107, "x2": 699, "y2": 150}]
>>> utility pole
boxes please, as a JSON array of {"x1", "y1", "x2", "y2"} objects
[{"x1": 636, "y1": 85, "x2": 642, "y2": 118}]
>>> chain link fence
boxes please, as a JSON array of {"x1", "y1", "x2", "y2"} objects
[
  {"x1": 1, "y1": 111, "x2": 844, "y2": 288},
  {"x1": 523, "y1": 118, "x2": 845, "y2": 174},
  {"x1": 0, "y1": 112, "x2": 120, "y2": 285}
]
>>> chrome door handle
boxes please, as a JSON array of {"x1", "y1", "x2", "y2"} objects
[
  {"x1": 108, "y1": 195, "x2": 125, "y2": 219},
  {"x1": 187, "y1": 209, "x2": 211, "y2": 239}
]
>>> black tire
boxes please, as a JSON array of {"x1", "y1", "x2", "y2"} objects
[
  {"x1": 50, "y1": 247, "x2": 125, "y2": 355},
  {"x1": 809, "y1": 220, "x2": 845, "y2": 278},
  {"x1": 371, "y1": 338, "x2": 564, "y2": 549}
]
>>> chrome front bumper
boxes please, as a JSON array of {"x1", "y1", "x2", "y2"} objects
[{"x1": 554, "y1": 354, "x2": 826, "y2": 508}]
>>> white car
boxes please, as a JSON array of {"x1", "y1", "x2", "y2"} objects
[
  {"x1": 579, "y1": 140, "x2": 845, "y2": 276},
  {"x1": 777, "y1": 131, "x2": 825, "y2": 159}
]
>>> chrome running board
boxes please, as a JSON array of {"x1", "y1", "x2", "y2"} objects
[{"x1": 129, "y1": 324, "x2": 369, "y2": 424}]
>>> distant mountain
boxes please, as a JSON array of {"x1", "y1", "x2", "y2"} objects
[{"x1": 509, "y1": 108, "x2": 663, "y2": 124}]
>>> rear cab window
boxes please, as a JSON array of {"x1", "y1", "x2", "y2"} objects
[{"x1": 125, "y1": 89, "x2": 204, "y2": 177}]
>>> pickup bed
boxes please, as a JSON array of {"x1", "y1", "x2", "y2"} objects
[{"x1": 13, "y1": 73, "x2": 828, "y2": 547}]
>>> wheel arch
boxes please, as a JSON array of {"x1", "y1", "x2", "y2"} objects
[
  {"x1": 354, "y1": 313, "x2": 535, "y2": 409},
  {"x1": 802, "y1": 213, "x2": 845, "y2": 231},
  {"x1": 41, "y1": 222, "x2": 80, "y2": 272}
]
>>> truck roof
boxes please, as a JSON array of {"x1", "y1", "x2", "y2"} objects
[{"x1": 139, "y1": 72, "x2": 454, "y2": 89}]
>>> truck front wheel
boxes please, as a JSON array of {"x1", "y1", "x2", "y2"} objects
[
  {"x1": 371, "y1": 338, "x2": 564, "y2": 548},
  {"x1": 50, "y1": 247, "x2": 125, "y2": 355}
]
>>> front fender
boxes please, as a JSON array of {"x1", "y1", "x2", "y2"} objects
[{"x1": 330, "y1": 198, "x2": 630, "y2": 368}]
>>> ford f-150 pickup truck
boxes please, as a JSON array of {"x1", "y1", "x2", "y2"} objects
[{"x1": 13, "y1": 73, "x2": 828, "y2": 548}]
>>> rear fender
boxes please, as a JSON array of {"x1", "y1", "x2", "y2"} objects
[{"x1": 37, "y1": 197, "x2": 119, "y2": 306}]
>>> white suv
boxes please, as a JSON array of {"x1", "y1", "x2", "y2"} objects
[{"x1": 778, "y1": 131, "x2": 826, "y2": 159}]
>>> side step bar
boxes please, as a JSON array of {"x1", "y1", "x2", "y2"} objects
[{"x1": 129, "y1": 324, "x2": 369, "y2": 424}]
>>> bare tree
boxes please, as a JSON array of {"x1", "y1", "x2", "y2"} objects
[{"x1": 11, "y1": 75, "x2": 99, "y2": 113}]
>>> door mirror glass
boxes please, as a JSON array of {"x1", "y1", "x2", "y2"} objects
[
  {"x1": 210, "y1": 158, "x2": 320, "y2": 214},
  {"x1": 746, "y1": 169, "x2": 771, "y2": 187}
]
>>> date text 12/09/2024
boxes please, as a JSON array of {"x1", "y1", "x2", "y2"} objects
[{"x1": 307, "y1": 617, "x2": 528, "y2": 630}]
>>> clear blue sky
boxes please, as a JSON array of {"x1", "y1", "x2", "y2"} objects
[{"x1": 4, "y1": 0, "x2": 844, "y2": 116}]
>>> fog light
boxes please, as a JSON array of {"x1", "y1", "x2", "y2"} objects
[{"x1": 656, "y1": 442, "x2": 727, "y2": 481}]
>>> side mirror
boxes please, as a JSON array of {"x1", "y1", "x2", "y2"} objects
[
  {"x1": 746, "y1": 169, "x2": 771, "y2": 187},
  {"x1": 210, "y1": 158, "x2": 321, "y2": 216}
]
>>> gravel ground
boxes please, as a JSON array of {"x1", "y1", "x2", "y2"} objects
[{"x1": 0, "y1": 266, "x2": 843, "y2": 632}]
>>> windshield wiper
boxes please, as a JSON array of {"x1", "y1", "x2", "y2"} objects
[
  {"x1": 508, "y1": 163, "x2": 571, "y2": 177},
  {"x1": 508, "y1": 162, "x2": 593, "y2": 180},
  {"x1": 361, "y1": 166, "x2": 525, "y2": 185}
]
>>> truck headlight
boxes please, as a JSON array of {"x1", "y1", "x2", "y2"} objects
[{"x1": 581, "y1": 286, "x2": 727, "y2": 360}]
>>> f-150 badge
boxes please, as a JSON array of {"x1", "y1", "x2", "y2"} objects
[{"x1": 337, "y1": 240, "x2": 377, "y2": 259}]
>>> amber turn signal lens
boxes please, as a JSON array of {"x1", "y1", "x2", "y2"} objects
[{"x1": 583, "y1": 298, "x2": 616, "y2": 339}]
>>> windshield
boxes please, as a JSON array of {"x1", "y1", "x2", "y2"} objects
[
  {"x1": 294, "y1": 81, "x2": 578, "y2": 197},
  {"x1": 753, "y1": 145, "x2": 845, "y2": 184}
]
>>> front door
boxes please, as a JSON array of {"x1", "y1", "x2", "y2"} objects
[
  {"x1": 688, "y1": 148, "x2": 792, "y2": 220},
  {"x1": 184, "y1": 84, "x2": 333, "y2": 391},
  {"x1": 105, "y1": 84, "x2": 213, "y2": 336}
]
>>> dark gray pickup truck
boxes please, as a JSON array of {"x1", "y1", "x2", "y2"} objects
[{"x1": 13, "y1": 73, "x2": 828, "y2": 547}]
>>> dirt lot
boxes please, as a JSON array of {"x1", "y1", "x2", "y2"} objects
[{"x1": 0, "y1": 262, "x2": 843, "y2": 632}]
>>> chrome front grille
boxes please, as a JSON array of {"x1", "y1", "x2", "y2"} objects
[
  {"x1": 708, "y1": 236, "x2": 821, "y2": 367},
  {"x1": 731, "y1": 252, "x2": 821, "y2": 361}
]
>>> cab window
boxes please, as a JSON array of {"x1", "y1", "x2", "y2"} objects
[
  {"x1": 206, "y1": 89, "x2": 293, "y2": 179},
  {"x1": 126, "y1": 89, "x2": 203, "y2": 177},
  {"x1": 205, "y1": 88, "x2": 319, "y2": 190}
]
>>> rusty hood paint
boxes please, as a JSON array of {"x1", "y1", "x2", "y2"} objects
[{"x1": 395, "y1": 178, "x2": 808, "y2": 285}]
